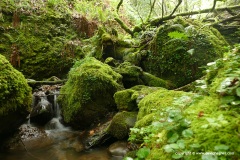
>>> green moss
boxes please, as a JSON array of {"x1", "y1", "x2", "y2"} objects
[
  {"x1": 114, "y1": 85, "x2": 163, "y2": 112},
  {"x1": 130, "y1": 89, "x2": 239, "y2": 159},
  {"x1": 140, "y1": 72, "x2": 174, "y2": 89},
  {"x1": 0, "y1": 54, "x2": 32, "y2": 115},
  {"x1": 114, "y1": 61, "x2": 144, "y2": 88},
  {"x1": 137, "y1": 89, "x2": 196, "y2": 120},
  {"x1": 123, "y1": 50, "x2": 142, "y2": 65},
  {"x1": 107, "y1": 111, "x2": 137, "y2": 140},
  {"x1": 0, "y1": 0, "x2": 83, "y2": 80},
  {"x1": 114, "y1": 89, "x2": 137, "y2": 111},
  {"x1": 183, "y1": 96, "x2": 240, "y2": 159},
  {"x1": 104, "y1": 57, "x2": 120, "y2": 67},
  {"x1": 58, "y1": 57, "x2": 123, "y2": 128},
  {"x1": 143, "y1": 17, "x2": 228, "y2": 87},
  {"x1": 134, "y1": 113, "x2": 156, "y2": 128},
  {"x1": 130, "y1": 85, "x2": 161, "y2": 103}
]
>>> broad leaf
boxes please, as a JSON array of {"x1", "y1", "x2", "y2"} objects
[
  {"x1": 136, "y1": 147, "x2": 150, "y2": 159},
  {"x1": 214, "y1": 144, "x2": 229, "y2": 151},
  {"x1": 221, "y1": 96, "x2": 235, "y2": 104},
  {"x1": 182, "y1": 129, "x2": 193, "y2": 138},
  {"x1": 172, "y1": 154, "x2": 183, "y2": 159},
  {"x1": 167, "y1": 132, "x2": 179, "y2": 143},
  {"x1": 236, "y1": 87, "x2": 240, "y2": 97},
  {"x1": 202, "y1": 155, "x2": 218, "y2": 160},
  {"x1": 170, "y1": 143, "x2": 179, "y2": 149},
  {"x1": 189, "y1": 143, "x2": 201, "y2": 148},
  {"x1": 164, "y1": 144, "x2": 174, "y2": 153},
  {"x1": 177, "y1": 140, "x2": 185, "y2": 149}
]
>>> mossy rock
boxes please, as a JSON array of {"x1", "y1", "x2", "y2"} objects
[
  {"x1": 0, "y1": 54, "x2": 32, "y2": 139},
  {"x1": 104, "y1": 57, "x2": 121, "y2": 67},
  {"x1": 114, "y1": 89, "x2": 137, "y2": 111},
  {"x1": 57, "y1": 57, "x2": 123, "y2": 129},
  {"x1": 142, "y1": 17, "x2": 228, "y2": 87},
  {"x1": 107, "y1": 111, "x2": 137, "y2": 140},
  {"x1": 140, "y1": 72, "x2": 175, "y2": 89},
  {"x1": 114, "y1": 85, "x2": 161, "y2": 112},
  {"x1": 136, "y1": 88, "x2": 197, "y2": 126},
  {"x1": 143, "y1": 96, "x2": 240, "y2": 159},
  {"x1": 129, "y1": 81, "x2": 240, "y2": 159},
  {"x1": 114, "y1": 61, "x2": 144, "y2": 88},
  {"x1": 182, "y1": 96, "x2": 240, "y2": 159},
  {"x1": 205, "y1": 45, "x2": 240, "y2": 99},
  {"x1": 0, "y1": 1, "x2": 82, "y2": 80}
]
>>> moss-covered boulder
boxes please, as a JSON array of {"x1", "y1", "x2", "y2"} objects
[
  {"x1": 57, "y1": 57, "x2": 123, "y2": 129},
  {"x1": 114, "y1": 61, "x2": 172, "y2": 89},
  {"x1": 107, "y1": 111, "x2": 137, "y2": 140},
  {"x1": 142, "y1": 17, "x2": 228, "y2": 87},
  {"x1": 135, "y1": 88, "x2": 197, "y2": 127},
  {"x1": 140, "y1": 72, "x2": 175, "y2": 89},
  {"x1": 138, "y1": 96, "x2": 239, "y2": 160},
  {"x1": 127, "y1": 46, "x2": 240, "y2": 159},
  {"x1": 114, "y1": 61, "x2": 144, "y2": 88},
  {"x1": 0, "y1": 0, "x2": 86, "y2": 80},
  {"x1": 114, "y1": 85, "x2": 161, "y2": 111},
  {"x1": 0, "y1": 54, "x2": 32, "y2": 139},
  {"x1": 114, "y1": 89, "x2": 137, "y2": 111}
]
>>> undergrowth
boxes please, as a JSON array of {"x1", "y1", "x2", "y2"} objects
[{"x1": 125, "y1": 45, "x2": 240, "y2": 160}]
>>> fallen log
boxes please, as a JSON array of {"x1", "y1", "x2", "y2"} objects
[{"x1": 27, "y1": 79, "x2": 67, "y2": 87}]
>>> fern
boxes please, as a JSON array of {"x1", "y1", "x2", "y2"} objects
[
  {"x1": 97, "y1": 8, "x2": 105, "y2": 22},
  {"x1": 168, "y1": 31, "x2": 188, "y2": 40},
  {"x1": 3, "y1": 33, "x2": 15, "y2": 43},
  {"x1": 0, "y1": 12, "x2": 4, "y2": 22}
]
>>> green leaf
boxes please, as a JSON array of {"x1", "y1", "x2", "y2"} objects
[
  {"x1": 164, "y1": 144, "x2": 174, "y2": 153},
  {"x1": 202, "y1": 155, "x2": 218, "y2": 160},
  {"x1": 187, "y1": 49, "x2": 195, "y2": 55},
  {"x1": 170, "y1": 143, "x2": 179, "y2": 149},
  {"x1": 231, "y1": 100, "x2": 240, "y2": 105},
  {"x1": 177, "y1": 140, "x2": 185, "y2": 149},
  {"x1": 189, "y1": 143, "x2": 201, "y2": 148},
  {"x1": 201, "y1": 124, "x2": 209, "y2": 129},
  {"x1": 123, "y1": 157, "x2": 134, "y2": 160},
  {"x1": 182, "y1": 129, "x2": 193, "y2": 138},
  {"x1": 221, "y1": 96, "x2": 235, "y2": 104},
  {"x1": 167, "y1": 132, "x2": 179, "y2": 143},
  {"x1": 136, "y1": 147, "x2": 150, "y2": 159},
  {"x1": 180, "y1": 119, "x2": 191, "y2": 127},
  {"x1": 152, "y1": 121, "x2": 163, "y2": 128},
  {"x1": 236, "y1": 87, "x2": 240, "y2": 97},
  {"x1": 206, "y1": 118, "x2": 215, "y2": 123},
  {"x1": 172, "y1": 154, "x2": 183, "y2": 159},
  {"x1": 214, "y1": 144, "x2": 229, "y2": 151}
]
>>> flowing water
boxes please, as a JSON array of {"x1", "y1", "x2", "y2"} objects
[{"x1": 0, "y1": 92, "x2": 122, "y2": 160}]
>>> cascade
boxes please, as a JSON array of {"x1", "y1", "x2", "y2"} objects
[{"x1": 45, "y1": 90, "x2": 70, "y2": 132}]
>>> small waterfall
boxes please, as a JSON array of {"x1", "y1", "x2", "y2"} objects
[
  {"x1": 53, "y1": 91, "x2": 61, "y2": 118},
  {"x1": 45, "y1": 90, "x2": 70, "y2": 132}
]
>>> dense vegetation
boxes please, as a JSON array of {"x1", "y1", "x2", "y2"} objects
[{"x1": 0, "y1": 0, "x2": 240, "y2": 159}]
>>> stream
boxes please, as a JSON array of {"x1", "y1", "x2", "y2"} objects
[{"x1": 0, "y1": 90, "x2": 123, "y2": 160}]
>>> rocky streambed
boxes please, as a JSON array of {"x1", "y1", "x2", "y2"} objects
[{"x1": 0, "y1": 84, "x2": 130, "y2": 160}]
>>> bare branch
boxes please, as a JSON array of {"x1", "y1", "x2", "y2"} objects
[
  {"x1": 212, "y1": 13, "x2": 240, "y2": 26},
  {"x1": 117, "y1": 0, "x2": 123, "y2": 14},
  {"x1": 114, "y1": 17, "x2": 133, "y2": 36},
  {"x1": 162, "y1": 0, "x2": 164, "y2": 18},
  {"x1": 169, "y1": 0, "x2": 182, "y2": 17},
  {"x1": 211, "y1": 0, "x2": 217, "y2": 11},
  {"x1": 150, "y1": 5, "x2": 240, "y2": 26},
  {"x1": 146, "y1": 0, "x2": 157, "y2": 22}
]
